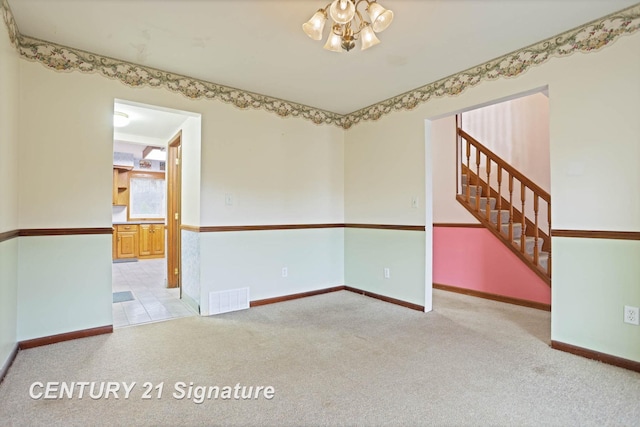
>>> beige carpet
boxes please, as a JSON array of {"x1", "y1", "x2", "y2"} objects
[{"x1": 1, "y1": 290, "x2": 639, "y2": 426}]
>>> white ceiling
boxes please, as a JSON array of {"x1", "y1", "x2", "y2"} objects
[
  {"x1": 113, "y1": 101, "x2": 191, "y2": 144},
  {"x1": 8, "y1": 0, "x2": 638, "y2": 114}
]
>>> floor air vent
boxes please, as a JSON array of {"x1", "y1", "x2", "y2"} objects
[{"x1": 208, "y1": 288, "x2": 250, "y2": 315}]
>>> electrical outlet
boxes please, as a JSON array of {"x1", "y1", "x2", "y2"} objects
[
  {"x1": 224, "y1": 193, "x2": 233, "y2": 206},
  {"x1": 623, "y1": 306, "x2": 639, "y2": 325},
  {"x1": 281, "y1": 267, "x2": 288, "y2": 278},
  {"x1": 384, "y1": 268, "x2": 390, "y2": 279}
]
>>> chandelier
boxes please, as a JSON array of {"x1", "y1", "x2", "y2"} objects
[{"x1": 302, "y1": 0, "x2": 394, "y2": 52}]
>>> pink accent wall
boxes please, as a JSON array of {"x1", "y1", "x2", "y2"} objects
[{"x1": 433, "y1": 227, "x2": 551, "y2": 304}]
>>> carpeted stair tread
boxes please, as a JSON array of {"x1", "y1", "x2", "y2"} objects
[
  {"x1": 469, "y1": 196, "x2": 496, "y2": 210},
  {"x1": 513, "y1": 236, "x2": 544, "y2": 256},
  {"x1": 513, "y1": 236, "x2": 544, "y2": 247},
  {"x1": 489, "y1": 210, "x2": 511, "y2": 224},
  {"x1": 535, "y1": 251, "x2": 549, "y2": 270},
  {"x1": 461, "y1": 184, "x2": 482, "y2": 197},
  {"x1": 501, "y1": 223, "x2": 523, "y2": 239}
]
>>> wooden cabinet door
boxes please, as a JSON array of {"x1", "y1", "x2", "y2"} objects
[
  {"x1": 117, "y1": 231, "x2": 138, "y2": 258},
  {"x1": 137, "y1": 224, "x2": 164, "y2": 259},
  {"x1": 151, "y1": 225, "x2": 165, "y2": 255},
  {"x1": 138, "y1": 224, "x2": 152, "y2": 257},
  {"x1": 113, "y1": 168, "x2": 130, "y2": 206}
]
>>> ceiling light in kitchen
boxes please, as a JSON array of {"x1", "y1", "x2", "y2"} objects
[
  {"x1": 113, "y1": 111, "x2": 130, "y2": 127},
  {"x1": 143, "y1": 146, "x2": 166, "y2": 161}
]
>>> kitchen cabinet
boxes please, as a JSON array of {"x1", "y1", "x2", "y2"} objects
[
  {"x1": 139, "y1": 224, "x2": 165, "y2": 259},
  {"x1": 112, "y1": 167, "x2": 131, "y2": 206},
  {"x1": 113, "y1": 223, "x2": 165, "y2": 260},
  {"x1": 115, "y1": 224, "x2": 138, "y2": 259}
]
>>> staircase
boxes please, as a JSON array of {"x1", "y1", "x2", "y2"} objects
[{"x1": 456, "y1": 126, "x2": 551, "y2": 286}]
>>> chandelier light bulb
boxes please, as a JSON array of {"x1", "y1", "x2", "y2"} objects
[
  {"x1": 329, "y1": 0, "x2": 356, "y2": 25},
  {"x1": 302, "y1": 10, "x2": 327, "y2": 40},
  {"x1": 367, "y1": 2, "x2": 394, "y2": 33},
  {"x1": 323, "y1": 31, "x2": 344, "y2": 52},
  {"x1": 360, "y1": 25, "x2": 380, "y2": 51}
]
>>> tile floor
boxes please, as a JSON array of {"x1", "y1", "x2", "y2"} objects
[{"x1": 112, "y1": 258, "x2": 197, "y2": 328}]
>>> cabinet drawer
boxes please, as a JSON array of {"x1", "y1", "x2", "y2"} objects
[{"x1": 116, "y1": 224, "x2": 138, "y2": 232}]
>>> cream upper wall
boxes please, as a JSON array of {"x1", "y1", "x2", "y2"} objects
[
  {"x1": 180, "y1": 115, "x2": 201, "y2": 226},
  {"x1": 345, "y1": 112, "x2": 426, "y2": 225},
  {"x1": 346, "y1": 33, "x2": 640, "y2": 232},
  {"x1": 17, "y1": 60, "x2": 344, "y2": 228},
  {"x1": 18, "y1": 63, "x2": 114, "y2": 228},
  {"x1": 0, "y1": 17, "x2": 19, "y2": 232},
  {"x1": 15, "y1": 29, "x2": 638, "y2": 230},
  {"x1": 549, "y1": 39, "x2": 640, "y2": 231},
  {"x1": 201, "y1": 109, "x2": 344, "y2": 225}
]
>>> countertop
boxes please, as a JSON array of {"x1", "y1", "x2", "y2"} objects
[{"x1": 113, "y1": 221, "x2": 165, "y2": 225}]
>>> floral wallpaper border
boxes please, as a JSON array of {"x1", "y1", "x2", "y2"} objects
[
  {"x1": 1, "y1": 0, "x2": 18, "y2": 47},
  {"x1": 341, "y1": 4, "x2": 640, "y2": 129},
  {"x1": 2, "y1": 0, "x2": 640, "y2": 129}
]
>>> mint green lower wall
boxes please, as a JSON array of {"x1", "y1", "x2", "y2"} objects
[
  {"x1": 17, "y1": 235, "x2": 113, "y2": 341},
  {"x1": 345, "y1": 228, "x2": 426, "y2": 308},
  {"x1": 0, "y1": 239, "x2": 18, "y2": 369},
  {"x1": 552, "y1": 237, "x2": 640, "y2": 362},
  {"x1": 10, "y1": 228, "x2": 638, "y2": 365},
  {"x1": 198, "y1": 228, "x2": 344, "y2": 315}
]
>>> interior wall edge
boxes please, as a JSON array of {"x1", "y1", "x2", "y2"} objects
[{"x1": 344, "y1": 286, "x2": 425, "y2": 312}]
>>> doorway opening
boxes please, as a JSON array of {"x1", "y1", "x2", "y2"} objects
[
  {"x1": 426, "y1": 87, "x2": 551, "y2": 317},
  {"x1": 111, "y1": 100, "x2": 201, "y2": 328}
]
